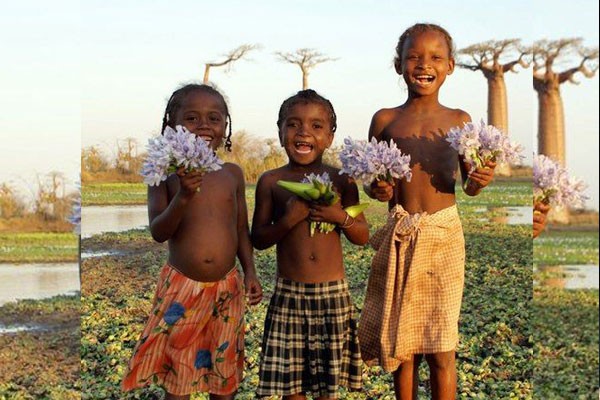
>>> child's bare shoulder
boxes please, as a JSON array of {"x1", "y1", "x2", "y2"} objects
[
  {"x1": 219, "y1": 162, "x2": 246, "y2": 185},
  {"x1": 222, "y1": 162, "x2": 243, "y2": 175},
  {"x1": 370, "y1": 107, "x2": 402, "y2": 138},
  {"x1": 256, "y1": 166, "x2": 288, "y2": 188},
  {"x1": 372, "y1": 107, "x2": 401, "y2": 124},
  {"x1": 442, "y1": 106, "x2": 471, "y2": 125}
]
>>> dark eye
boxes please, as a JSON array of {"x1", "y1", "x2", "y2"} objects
[
  {"x1": 313, "y1": 123, "x2": 323, "y2": 130},
  {"x1": 185, "y1": 116, "x2": 199, "y2": 122},
  {"x1": 286, "y1": 121, "x2": 298, "y2": 128},
  {"x1": 209, "y1": 114, "x2": 222, "y2": 123}
]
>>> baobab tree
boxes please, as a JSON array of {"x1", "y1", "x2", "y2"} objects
[
  {"x1": 458, "y1": 39, "x2": 529, "y2": 175},
  {"x1": 532, "y1": 38, "x2": 598, "y2": 166},
  {"x1": 275, "y1": 48, "x2": 337, "y2": 90},
  {"x1": 203, "y1": 43, "x2": 261, "y2": 83}
]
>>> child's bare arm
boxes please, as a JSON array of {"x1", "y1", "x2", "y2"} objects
[
  {"x1": 230, "y1": 164, "x2": 263, "y2": 305},
  {"x1": 251, "y1": 173, "x2": 309, "y2": 250},
  {"x1": 147, "y1": 169, "x2": 204, "y2": 242}
]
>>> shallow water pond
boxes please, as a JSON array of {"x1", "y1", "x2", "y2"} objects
[
  {"x1": 82, "y1": 205, "x2": 148, "y2": 238},
  {"x1": 535, "y1": 264, "x2": 599, "y2": 290},
  {"x1": 474, "y1": 206, "x2": 532, "y2": 225},
  {"x1": 0, "y1": 263, "x2": 79, "y2": 306}
]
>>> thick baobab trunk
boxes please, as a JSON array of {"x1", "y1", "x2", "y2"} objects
[
  {"x1": 537, "y1": 85, "x2": 569, "y2": 223},
  {"x1": 302, "y1": 73, "x2": 308, "y2": 90},
  {"x1": 537, "y1": 90, "x2": 566, "y2": 166},
  {"x1": 487, "y1": 76, "x2": 510, "y2": 176}
]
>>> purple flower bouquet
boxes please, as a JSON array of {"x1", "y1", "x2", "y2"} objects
[
  {"x1": 339, "y1": 137, "x2": 412, "y2": 185},
  {"x1": 446, "y1": 119, "x2": 524, "y2": 171},
  {"x1": 140, "y1": 125, "x2": 223, "y2": 186},
  {"x1": 533, "y1": 154, "x2": 588, "y2": 209}
]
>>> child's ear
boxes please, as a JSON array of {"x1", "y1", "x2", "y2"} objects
[
  {"x1": 326, "y1": 131, "x2": 334, "y2": 148},
  {"x1": 394, "y1": 59, "x2": 403, "y2": 75},
  {"x1": 447, "y1": 57, "x2": 455, "y2": 75}
]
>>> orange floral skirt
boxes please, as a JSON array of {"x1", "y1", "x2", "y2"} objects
[{"x1": 122, "y1": 264, "x2": 245, "y2": 396}]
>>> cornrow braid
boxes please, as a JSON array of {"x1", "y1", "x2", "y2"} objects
[
  {"x1": 394, "y1": 23, "x2": 455, "y2": 69},
  {"x1": 277, "y1": 89, "x2": 337, "y2": 133},
  {"x1": 160, "y1": 83, "x2": 233, "y2": 152}
]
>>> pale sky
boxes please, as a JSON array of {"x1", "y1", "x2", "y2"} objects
[{"x1": 1, "y1": 0, "x2": 598, "y2": 209}]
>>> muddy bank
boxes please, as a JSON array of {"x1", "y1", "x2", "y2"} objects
[{"x1": 0, "y1": 295, "x2": 80, "y2": 398}]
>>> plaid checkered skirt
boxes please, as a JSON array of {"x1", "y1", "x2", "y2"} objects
[
  {"x1": 359, "y1": 204, "x2": 465, "y2": 372},
  {"x1": 257, "y1": 277, "x2": 362, "y2": 398}
]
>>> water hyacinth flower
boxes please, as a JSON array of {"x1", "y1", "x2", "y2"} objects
[
  {"x1": 301, "y1": 172, "x2": 338, "y2": 236},
  {"x1": 533, "y1": 154, "x2": 588, "y2": 209},
  {"x1": 338, "y1": 137, "x2": 412, "y2": 185},
  {"x1": 140, "y1": 125, "x2": 224, "y2": 186},
  {"x1": 446, "y1": 119, "x2": 524, "y2": 172}
]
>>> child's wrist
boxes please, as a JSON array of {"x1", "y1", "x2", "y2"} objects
[{"x1": 338, "y1": 213, "x2": 355, "y2": 229}]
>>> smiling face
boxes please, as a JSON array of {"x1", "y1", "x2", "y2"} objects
[
  {"x1": 396, "y1": 29, "x2": 454, "y2": 96},
  {"x1": 279, "y1": 102, "x2": 334, "y2": 166},
  {"x1": 173, "y1": 90, "x2": 228, "y2": 150}
]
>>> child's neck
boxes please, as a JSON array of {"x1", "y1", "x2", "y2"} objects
[
  {"x1": 404, "y1": 91, "x2": 441, "y2": 110},
  {"x1": 287, "y1": 160, "x2": 325, "y2": 174}
]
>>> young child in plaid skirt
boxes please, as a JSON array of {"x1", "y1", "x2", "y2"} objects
[
  {"x1": 251, "y1": 89, "x2": 369, "y2": 399},
  {"x1": 358, "y1": 24, "x2": 496, "y2": 399}
]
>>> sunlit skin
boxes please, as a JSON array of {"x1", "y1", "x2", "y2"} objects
[
  {"x1": 252, "y1": 102, "x2": 369, "y2": 285},
  {"x1": 147, "y1": 90, "x2": 262, "y2": 400},
  {"x1": 533, "y1": 201, "x2": 551, "y2": 238},
  {"x1": 364, "y1": 29, "x2": 496, "y2": 400}
]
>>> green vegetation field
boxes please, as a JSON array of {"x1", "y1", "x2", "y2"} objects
[
  {"x1": 534, "y1": 230, "x2": 599, "y2": 266},
  {"x1": 532, "y1": 228, "x2": 599, "y2": 398},
  {"x1": 83, "y1": 183, "x2": 147, "y2": 206},
  {"x1": 0, "y1": 232, "x2": 79, "y2": 263}
]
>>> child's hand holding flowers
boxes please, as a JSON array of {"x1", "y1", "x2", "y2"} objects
[{"x1": 533, "y1": 200, "x2": 551, "y2": 238}]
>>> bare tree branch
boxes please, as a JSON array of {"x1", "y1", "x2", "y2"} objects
[
  {"x1": 203, "y1": 43, "x2": 262, "y2": 83},
  {"x1": 530, "y1": 38, "x2": 597, "y2": 87},
  {"x1": 457, "y1": 39, "x2": 528, "y2": 76},
  {"x1": 275, "y1": 48, "x2": 338, "y2": 89}
]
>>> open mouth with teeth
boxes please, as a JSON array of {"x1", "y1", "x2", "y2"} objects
[
  {"x1": 414, "y1": 74, "x2": 435, "y2": 85},
  {"x1": 294, "y1": 141, "x2": 314, "y2": 154},
  {"x1": 198, "y1": 135, "x2": 213, "y2": 143}
]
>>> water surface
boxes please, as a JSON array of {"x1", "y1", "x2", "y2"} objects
[
  {"x1": 535, "y1": 264, "x2": 599, "y2": 290},
  {"x1": 0, "y1": 263, "x2": 80, "y2": 306},
  {"x1": 82, "y1": 205, "x2": 148, "y2": 238}
]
